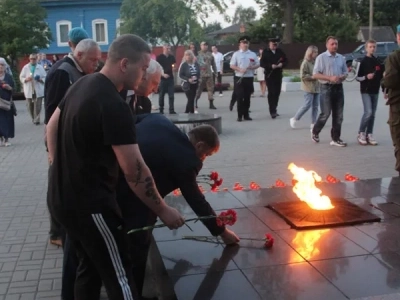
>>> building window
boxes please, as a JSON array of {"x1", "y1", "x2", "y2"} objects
[
  {"x1": 116, "y1": 19, "x2": 123, "y2": 37},
  {"x1": 92, "y1": 19, "x2": 108, "y2": 45},
  {"x1": 56, "y1": 20, "x2": 72, "y2": 47}
]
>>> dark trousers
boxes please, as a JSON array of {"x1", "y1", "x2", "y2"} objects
[
  {"x1": 388, "y1": 101, "x2": 400, "y2": 172},
  {"x1": 185, "y1": 83, "x2": 198, "y2": 113},
  {"x1": 213, "y1": 72, "x2": 222, "y2": 94},
  {"x1": 266, "y1": 76, "x2": 282, "y2": 115},
  {"x1": 230, "y1": 90, "x2": 237, "y2": 109},
  {"x1": 234, "y1": 76, "x2": 253, "y2": 118},
  {"x1": 313, "y1": 84, "x2": 344, "y2": 141},
  {"x1": 57, "y1": 212, "x2": 137, "y2": 300},
  {"x1": 61, "y1": 233, "x2": 81, "y2": 300},
  {"x1": 47, "y1": 165, "x2": 63, "y2": 239},
  {"x1": 158, "y1": 77, "x2": 175, "y2": 112}
]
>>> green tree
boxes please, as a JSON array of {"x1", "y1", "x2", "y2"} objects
[
  {"x1": 232, "y1": 5, "x2": 257, "y2": 24},
  {"x1": 0, "y1": 0, "x2": 51, "y2": 89},
  {"x1": 203, "y1": 21, "x2": 223, "y2": 34},
  {"x1": 253, "y1": 0, "x2": 359, "y2": 43},
  {"x1": 121, "y1": 0, "x2": 235, "y2": 46},
  {"x1": 355, "y1": 0, "x2": 400, "y2": 31}
]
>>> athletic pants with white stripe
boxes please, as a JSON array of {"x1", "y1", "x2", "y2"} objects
[{"x1": 59, "y1": 211, "x2": 138, "y2": 300}]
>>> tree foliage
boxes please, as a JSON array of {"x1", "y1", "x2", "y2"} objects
[
  {"x1": 0, "y1": 0, "x2": 51, "y2": 65},
  {"x1": 232, "y1": 5, "x2": 257, "y2": 24},
  {"x1": 121, "y1": 0, "x2": 235, "y2": 48},
  {"x1": 251, "y1": 0, "x2": 360, "y2": 43}
]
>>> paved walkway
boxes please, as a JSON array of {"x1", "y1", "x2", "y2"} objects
[{"x1": 0, "y1": 81, "x2": 397, "y2": 299}]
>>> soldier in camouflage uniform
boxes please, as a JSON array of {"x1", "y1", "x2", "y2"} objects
[
  {"x1": 195, "y1": 41, "x2": 217, "y2": 109},
  {"x1": 383, "y1": 25, "x2": 400, "y2": 175}
]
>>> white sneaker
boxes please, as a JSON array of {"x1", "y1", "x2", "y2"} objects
[
  {"x1": 290, "y1": 118, "x2": 296, "y2": 129},
  {"x1": 219, "y1": 93, "x2": 223, "y2": 97},
  {"x1": 367, "y1": 134, "x2": 378, "y2": 145},
  {"x1": 357, "y1": 132, "x2": 367, "y2": 145},
  {"x1": 330, "y1": 139, "x2": 347, "y2": 147},
  {"x1": 194, "y1": 110, "x2": 198, "y2": 114},
  {"x1": 4, "y1": 142, "x2": 11, "y2": 147}
]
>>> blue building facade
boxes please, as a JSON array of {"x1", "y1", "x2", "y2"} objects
[{"x1": 40, "y1": 0, "x2": 123, "y2": 54}]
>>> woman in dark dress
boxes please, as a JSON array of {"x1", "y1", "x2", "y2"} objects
[{"x1": 0, "y1": 57, "x2": 15, "y2": 147}]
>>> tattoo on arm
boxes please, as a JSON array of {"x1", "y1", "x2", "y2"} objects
[
  {"x1": 144, "y1": 177, "x2": 161, "y2": 205},
  {"x1": 134, "y1": 159, "x2": 143, "y2": 186}
]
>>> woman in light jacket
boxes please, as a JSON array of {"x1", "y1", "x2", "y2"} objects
[
  {"x1": 179, "y1": 50, "x2": 200, "y2": 114},
  {"x1": 19, "y1": 54, "x2": 46, "y2": 125},
  {"x1": 290, "y1": 46, "x2": 320, "y2": 130}
]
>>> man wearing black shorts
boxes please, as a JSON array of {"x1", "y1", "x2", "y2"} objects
[{"x1": 46, "y1": 34, "x2": 184, "y2": 300}]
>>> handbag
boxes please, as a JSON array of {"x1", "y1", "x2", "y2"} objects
[
  {"x1": 0, "y1": 97, "x2": 11, "y2": 111},
  {"x1": 181, "y1": 81, "x2": 190, "y2": 92},
  {"x1": 11, "y1": 101, "x2": 17, "y2": 116}
]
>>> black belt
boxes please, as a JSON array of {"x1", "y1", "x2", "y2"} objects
[{"x1": 323, "y1": 83, "x2": 343, "y2": 87}]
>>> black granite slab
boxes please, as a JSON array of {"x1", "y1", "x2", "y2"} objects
[{"x1": 149, "y1": 177, "x2": 400, "y2": 299}]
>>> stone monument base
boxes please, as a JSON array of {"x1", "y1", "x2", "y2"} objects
[{"x1": 166, "y1": 113, "x2": 222, "y2": 134}]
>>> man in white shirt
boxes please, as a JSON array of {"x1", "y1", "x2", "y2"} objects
[
  {"x1": 212, "y1": 45, "x2": 224, "y2": 97},
  {"x1": 230, "y1": 36, "x2": 259, "y2": 122}
]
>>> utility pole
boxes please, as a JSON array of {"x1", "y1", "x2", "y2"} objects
[{"x1": 369, "y1": 0, "x2": 373, "y2": 39}]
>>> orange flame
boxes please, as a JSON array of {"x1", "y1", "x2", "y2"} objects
[
  {"x1": 288, "y1": 163, "x2": 334, "y2": 210},
  {"x1": 292, "y1": 229, "x2": 330, "y2": 260}
]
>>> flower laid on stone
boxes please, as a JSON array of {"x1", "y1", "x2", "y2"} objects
[
  {"x1": 345, "y1": 173, "x2": 359, "y2": 182},
  {"x1": 275, "y1": 179, "x2": 286, "y2": 187},
  {"x1": 197, "y1": 171, "x2": 223, "y2": 191},
  {"x1": 182, "y1": 232, "x2": 275, "y2": 249},
  {"x1": 127, "y1": 209, "x2": 238, "y2": 234},
  {"x1": 249, "y1": 181, "x2": 261, "y2": 190},
  {"x1": 326, "y1": 174, "x2": 340, "y2": 183},
  {"x1": 233, "y1": 182, "x2": 244, "y2": 191},
  {"x1": 264, "y1": 233, "x2": 274, "y2": 248}
]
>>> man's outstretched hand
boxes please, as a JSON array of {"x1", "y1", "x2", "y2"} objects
[{"x1": 220, "y1": 228, "x2": 240, "y2": 245}]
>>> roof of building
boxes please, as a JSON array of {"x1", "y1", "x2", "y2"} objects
[
  {"x1": 358, "y1": 26, "x2": 396, "y2": 42},
  {"x1": 208, "y1": 24, "x2": 242, "y2": 36}
]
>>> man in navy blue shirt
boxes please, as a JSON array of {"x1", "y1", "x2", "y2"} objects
[{"x1": 117, "y1": 114, "x2": 240, "y2": 297}]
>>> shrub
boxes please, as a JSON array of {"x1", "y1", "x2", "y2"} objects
[{"x1": 291, "y1": 76, "x2": 301, "y2": 82}]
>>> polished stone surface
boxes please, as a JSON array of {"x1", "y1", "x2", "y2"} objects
[{"x1": 153, "y1": 177, "x2": 400, "y2": 299}]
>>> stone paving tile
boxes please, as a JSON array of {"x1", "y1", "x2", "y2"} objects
[{"x1": 0, "y1": 81, "x2": 397, "y2": 298}]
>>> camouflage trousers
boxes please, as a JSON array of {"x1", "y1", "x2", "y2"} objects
[
  {"x1": 195, "y1": 76, "x2": 214, "y2": 102},
  {"x1": 388, "y1": 101, "x2": 400, "y2": 172}
]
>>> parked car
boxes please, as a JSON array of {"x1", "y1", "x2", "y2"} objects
[
  {"x1": 343, "y1": 41, "x2": 398, "y2": 66},
  {"x1": 222, "y1": 50, "x2": 258, "y2": 74}
]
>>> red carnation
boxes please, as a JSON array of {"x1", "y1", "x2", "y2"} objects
[
  {"x1": 264, "y1": 233, "x2": 274, "y2": 248},
  {"x1": 216, "y1": 209, "x2": 237, "y2": 226},
  {"x1": 279, "y1": 57, "x2": 283, "y2": 62},
  {"x1": 250, "y1": 58, "x2": 255, "y2": 62},
  {"x1": 215, "y1": 178, "x2": 223, "y2": 187},
  {"x1": 375, "y1": 65, "x2": 381, "y2": 71},
  {"x1": 210, "y1": 171, "x2": 219, "y2": 181}
]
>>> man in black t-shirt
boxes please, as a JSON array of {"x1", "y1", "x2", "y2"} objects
[
  {"x1": 46, "y1": 34, "x2": 184, "y2": 299},
  {"x1": 156, "y1": 44, "x2": 177, "y2": 114}
]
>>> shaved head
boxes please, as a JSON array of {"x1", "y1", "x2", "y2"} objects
[
  {"x1": 102, "y1": 34, "x2": 151, "y2": 91},
  {"x1": 107, "y1": 34, "x2": 151, "y2": 64}
]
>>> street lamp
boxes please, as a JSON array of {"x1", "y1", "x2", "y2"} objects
[{"x1": 271, "y1": 23, "x2": 285, "y2": 39}]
